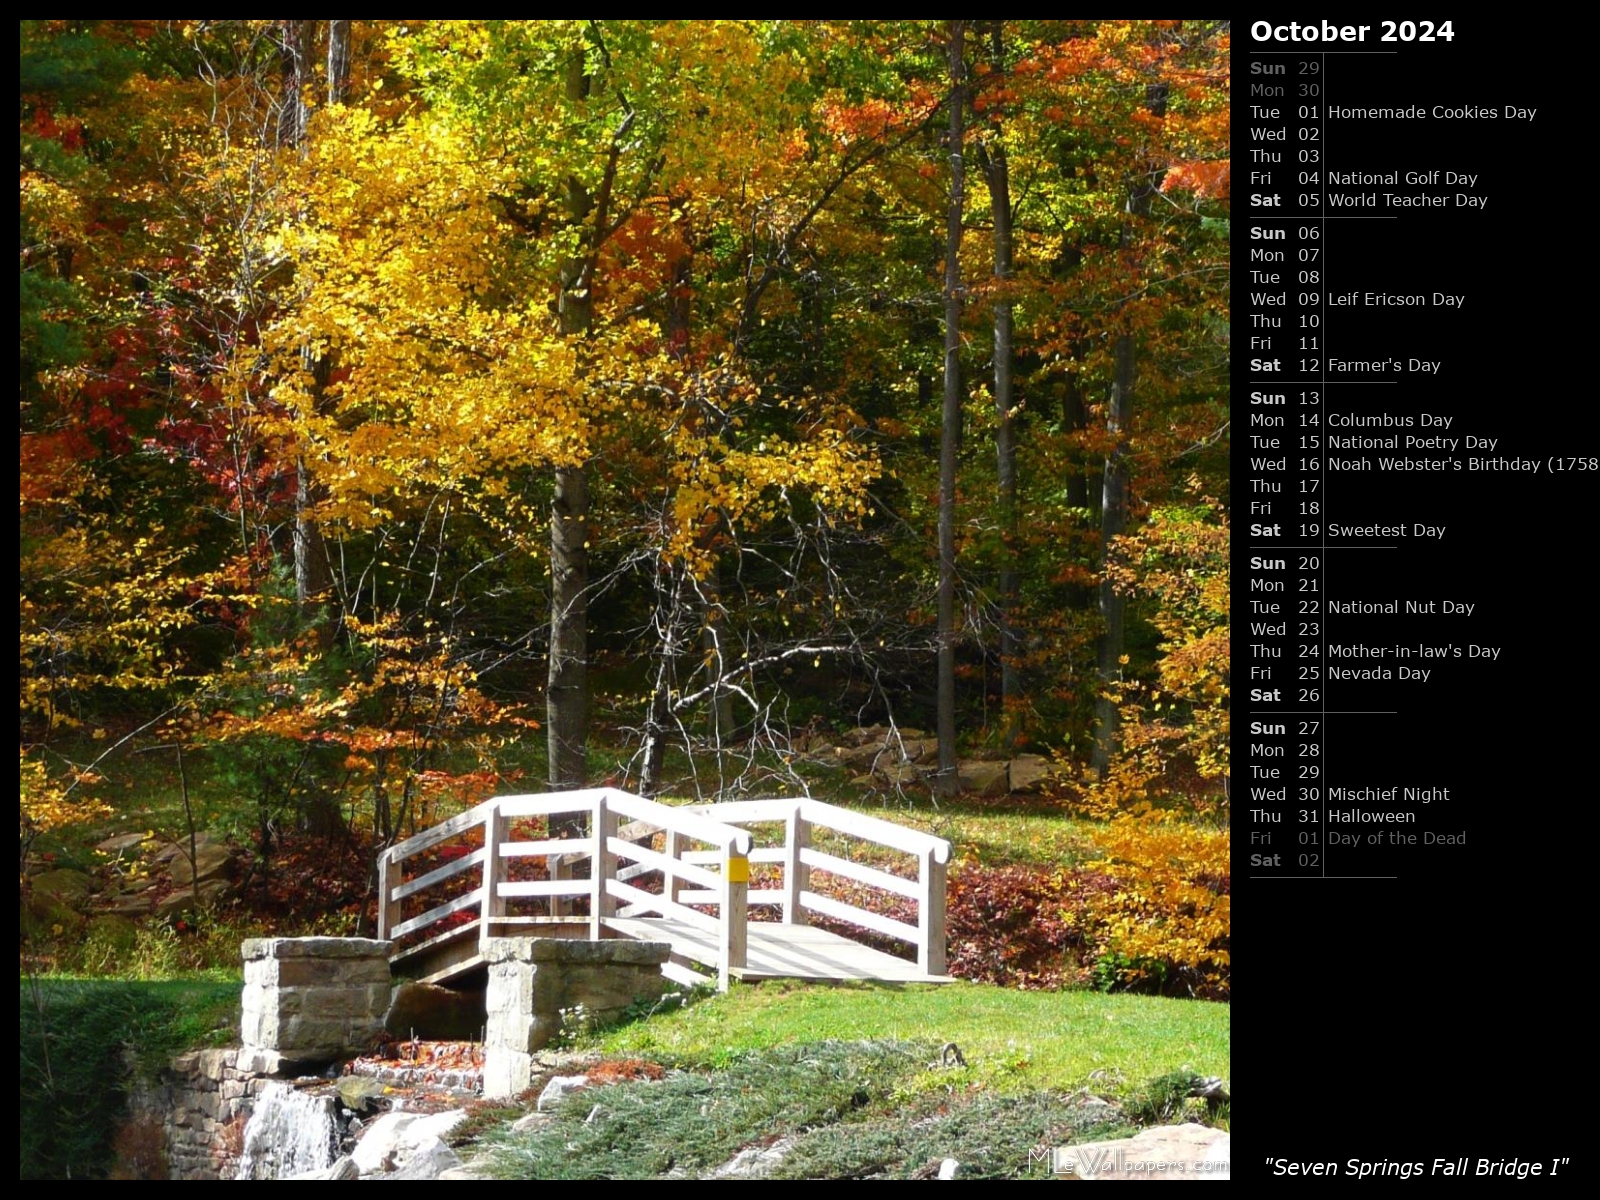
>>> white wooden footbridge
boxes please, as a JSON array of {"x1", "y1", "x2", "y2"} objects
[{"x1": 376, "y1": 789, "x2": 953, "y2": 991}]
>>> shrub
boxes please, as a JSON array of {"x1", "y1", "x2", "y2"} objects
[
  {"x1": 1082, "y1": 815, "x2": 1229, "y2": 1000},
  {"x1": 944, "y1": 864, "x2": 1103, "y2": 990}
]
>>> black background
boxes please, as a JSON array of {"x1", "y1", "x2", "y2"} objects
[{"x1": 1240, "y1": 18, "x2": 1584, "y2": 1180}]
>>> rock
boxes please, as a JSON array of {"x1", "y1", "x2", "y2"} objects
[
  {"x1": 155, "y1": 878, "x2": 233, "y2": 918},
  {"x1": 842, "y1": 723, "x2": 891, "y2": 747},
  {"x1": 709, "y1": 1136, "x2": 795, "y2": 1178},
  {"x1": 168, "y1": 841, "x2": 234, "y2": 887},
  {"x1": 386, "y1": 981, "x2": 486, "y2": 1042},
  {"x1": 537, "y1": 1074, "x2": 592, "y2": 1112},
  {"x1": 848, "y1": 774, "x2": 876, "y2": 789},
  {"x1": 152, "y1": 831, "x2": 220, "y2": 864},
  {"x1": 387, "y1": 1136, "x2": 464, "y2": 1180},
  {"x1": 875, "y1": 761, "x2": 927, "y2": 787},
  {"x1": 31, "y1": 868, "x2": 96, "y2": 900},
  {"x1": 957, "y1": 760, "x2": 1009, "y2": 797},
  {"x1": 105, "y1": 892, "x2": 157, "y2": 916},
  {"x1": 803, "y1": 733, "x2": 835, "y2": 756},
  {"x1": 1055, "y1": 1123, "x2": 1230, "y2": 1180},
  {"x1": 1007, "y1": 754, "x2": 1054, "y2": 793},
  {"x1": 349, "y1": 1109, "x2": 467, "y2": 1175},
  {"x1": 510, "y1": 1111, "x2": 552, "y2": 1134},
  {"x1": 837, "y1": 742, "x2": 886, "y2": 771},
  {"x1": 837, "y1": 727, "x2": 930, "y2": 768},
  {"x1": 242, "y1": 935, "x2": 394, "y2": 961},
  {"x1": 286, "y1": 1154, "x2": 359, "y2": 1180},
  {"x1": 334, "y1": 1075, "x2": 389, "y2": 1114},
  {"x1": 96, "y1": 831, "x2": 155, "y2": 855},
  {"x1": 938, "y1": 1157, "x2": 960, "y2": 1179}
]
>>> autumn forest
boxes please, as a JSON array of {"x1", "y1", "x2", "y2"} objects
[{"x1": 21, "y1": 21, "x2": 1230, "y2": 1000}]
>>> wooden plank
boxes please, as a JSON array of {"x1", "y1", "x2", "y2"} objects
[
  {"x1": 919, "y1": 848, "x2": 948, "y2": 976},
  {"x1": 617, "y1": 861, "x2": 655, "y2": 884},
  {"x1": 677, "y1": 887, "x2": 779, "y2": 906},
  {"x1": 660, "y1": 958, "x2": 715, "y2": 989},
  {"x1": 592, "y1": 792, "x2": 615, "y2": 939},
  {"x1": 605, "y1": 791, "x2": 752, "y2": 855},
  {"x1": 384, "y1": 802, "x2": 491, "y2": 862},
  {"x1": 497, "y1": 791, "x2": 606, "y2": 819},
  {"x1": 800, "y1": 848, "x2": 922, "y2": 899},
  {"x1": 799, "y1": 799, "x2": 952, "y2": 862},
  {"x1": 799, "y1": 890, "x2": 920, "y2": 945},
  {"x1": 481, "y1": 807, "x2": 507, "y2": 952},
  {"x1": 389, "y1": 917, "x2": 479, "y2": 965},
  {"x1": 723, "y1": 852, "x2": 749, "y2": 986},
  {"x1": 784, "y1": 804, "x2": 809, "y2": 926},
  {"x1": 609, "y1": 838, "x2": 723, "y2": 891},
  {"x1": 606, "y1": 878, "x2": 722, "y2": 934},
  {"x1": 498, "y1": 879, "x2": 590, "y2": 898},
  {"x1": 615, "y1": 818, "x2": 662, "y2": 845},
  {"x1": 377, "y1": 852, "x2": 401, "y2": 939},
  {"x1": 663, "y1": 828, "x2": 683, "y2": 910},
  {"x1": 684, "y1": 847, "x2": 782, "y2": 865},
  {"x1": 415, "y1": 952, "x2": 485, "y2": 988},
  {"x1": 391, "y1": 888, "x2": 483, "y2": 939},
  {"x1": 499, "y1": 839, "x2": 587, "y2": 858},
  {"x1": 604, "y1": 917, "x2": 951, "y2": 984},
  {"x1": 390, "y1": 847, "x2": 486, "y2": 903}
]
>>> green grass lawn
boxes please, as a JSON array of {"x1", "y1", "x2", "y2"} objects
[{"x1": 599, "y1": 978, "x2": 1229, "y2": 1095}]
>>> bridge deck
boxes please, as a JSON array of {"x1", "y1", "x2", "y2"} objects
[{"x1": 604, "y1": 917, "x2": 951, "y2": 984}]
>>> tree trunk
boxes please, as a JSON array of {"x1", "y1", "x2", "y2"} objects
[
  {"x1": 292, "y1": 456, "x2": 333, "y2": 607},
  {"x1": 548, "y1": 465, "x2": 589, "y2": 792},
  {"x1": 981, "y1": 22, "x2": 1020, "y2": 753},
  {"x1": 1091, "y1": 80, "x2": 1170, "y2": 778},
  {"x1": 276, "y1": 20, "x2": 314, "y2": 148},
  {"x1": 638, "y1": 561, "x2": 678, "y2": 798},
  {"x1": 325, "y1": 20, "x2": 350, "y2": 104},
  {"x1": 935, "y1": 21, "x2": 966, "y2": 798},
  {"x1": 547, "y1": 54, "x2": 597, "y2": 801},
  {"x1": 282, "y1": 21, "x2": 336, "y2": 629}
]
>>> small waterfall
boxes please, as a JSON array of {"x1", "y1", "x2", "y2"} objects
[{"x1": 235, "y1": 1081, "x2": 340, "y2": 1180}]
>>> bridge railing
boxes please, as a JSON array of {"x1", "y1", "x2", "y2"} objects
[
  {"x1": 687, "y1": 798, "x2": 951, "y2": 976},
  {"x1": 376, "y1": 790, "x2": 948, "y2": 988},
  {"x1": 376, "y1": 789, "x2": 753, "y2": 988}
]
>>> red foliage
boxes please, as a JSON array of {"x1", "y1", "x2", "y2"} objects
[
  {"x1": 588, "y1": 1058, "x2": 666, "y2": 1084},
  {"x1": 943, "y1": 864, "x2": 1111, "y2": 990},
  {"x1": 798, "y1": 861, "x2": 1109, "y2": 990}
]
